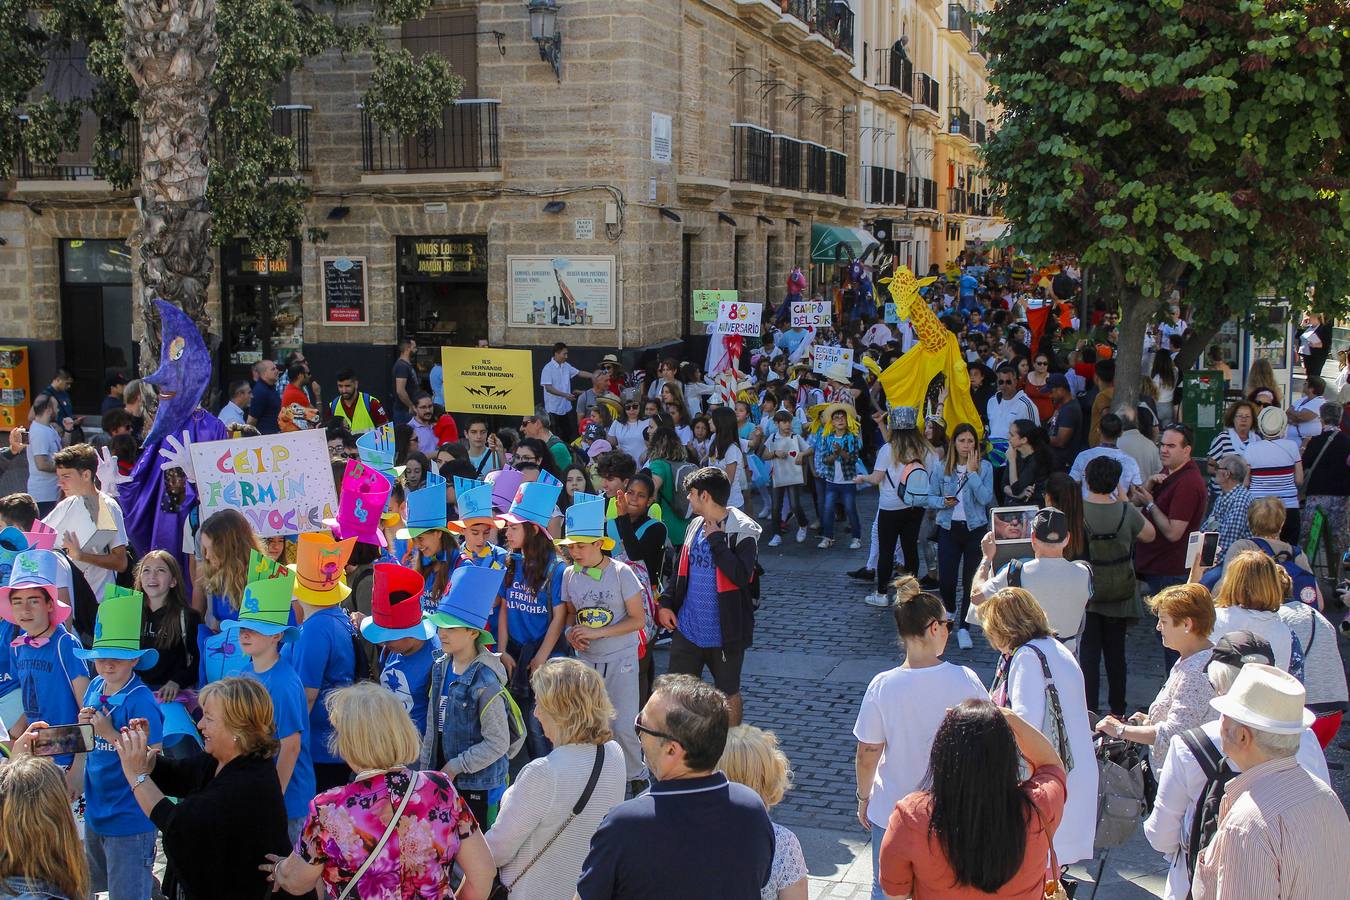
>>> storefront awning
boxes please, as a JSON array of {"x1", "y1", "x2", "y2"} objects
[
  {"x1": 810, "y1": 224, "x2": 879, "y2": 263},
  {"x1": 965, "y1": 220, "x2": 1011, "y2": 244}
]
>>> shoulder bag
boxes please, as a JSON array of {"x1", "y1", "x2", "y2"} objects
[
  {"x1": 337, "y1": 771, "x2": 421, "y2": 900},
  {"x1": 1298, "y1": 432, "x2": 1335, "y2": 502},
  {"x1": 487, "y1": 744, "x2": 606, "y2": 899}
]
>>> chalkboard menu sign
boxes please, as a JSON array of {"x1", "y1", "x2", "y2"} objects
[{"x1": 321, "y1": 256, "x2": 368, "y2": 325}]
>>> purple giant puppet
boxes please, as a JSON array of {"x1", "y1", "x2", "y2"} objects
[{"x1": 119, "y1": 300, "x2": 227, "y2": 578}]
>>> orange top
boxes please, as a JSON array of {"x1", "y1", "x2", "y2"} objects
[{"x1": 878, "y1": 764, "x2": 1067, "y2": 900}]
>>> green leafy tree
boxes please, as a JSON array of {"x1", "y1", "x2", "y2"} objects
[
  {"x1": 0, "y1": 0, "x2": 461, "y2": 371},
  {"x1": 981, "y1": 0, "x2": 1350, "y2": 413}
]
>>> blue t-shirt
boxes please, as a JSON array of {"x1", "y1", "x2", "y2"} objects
[
  {"x1": 82, "y1": 675, "x2": 163, "y2": 836},
  {"x1": 284, "y1": 607, "x2": 354, "y2": 765},
  {"x1": 0, "y1": 621, "x2": 19, "y2": 700},
  {"x1": 499, "y1": 556, "x2": 565, "y2": 646},
  {"x1": 13, "y1": 627, "x2": 87, "y2": 765},
  {"x1": 210, "y1": 593, "x2": 239, "y2": 628},
  {"x1": 959, "y1": 273, "x2": 979, "y2": 298},
  {"x1": 380, "y1": 639, "x2": 436, "y2": 735},
  {"x1": 677, "y1": 528, "x2": 721, "y2": 649},
  {"x1": 244, "y1": 658, "x2": 315, "y2": 820},
  {"x1": 429, "y1": 364, "x2": 445, "y2": 406},
  {"x1": 418, "y1": 565, "x2": 446, "y2": 614},
  {"x1": 248, "y1": 380, "x2": 282, "y2": 434}
]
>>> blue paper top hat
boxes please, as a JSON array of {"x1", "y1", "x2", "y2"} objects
[
  {"x1": 572, "y1": 491, "x2": 603, "y2": 505},
  {"x1": 556, "y1": 498, "x2": 616, "y2": 550},
  {"x1": 428, "y1": 565, "x2": 501, "y2": 645},
  {"x1": 356, "y1": 424, "x2": 404, "y2": 479},
  {"x1": 397, "y1": 471, "x2": 449, "y2": 539},
  {"x1": 536, "y1": 469, "x2": 562, "y2": 488},
  {"x1": 449, "y1": 480, "x2": 503, "y2": 532},
  {"x1": 500, "y1": 480, "x2": 562, "y2": 531},
  {"x1": 0, "y1": 527, "x2": 29, "y2": 585}
]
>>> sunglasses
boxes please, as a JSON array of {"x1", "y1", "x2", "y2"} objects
[
  {"x1": 634, "y1": 714, "x2": 678, "y2": 743},
  {"x1": 1034, "y1": 360, "x2": 1049, "y2": 366},
  {"x1": 997, "y1": 379, "x2": 1014, "y2": 385},
  {"x1": 933, "y1": 617, "x2": 955, "y2": 631},
  {"x1": 625, "y1": 403, "x2": 640, "y2": 409}
]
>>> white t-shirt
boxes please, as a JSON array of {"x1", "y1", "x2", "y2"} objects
[
  {"x1": 1005, "y1": 637, "x2": 1099, "y2": 865},
  {"x1": 712, "y1": 442, "x2": 746, "y2": 509},
  {"x1": 606, "y1": 419, "x2": 650, "y2": 463},
  {"x1": 1244, "y1": 437, "x2": 1301, "y2": 508},
  {"x1": 983, "y1": 557, "x2": 1093, "y2": 643},
  {"x1": 43, "y1": 492, "x2": 128, "y2": 602},
  {"x1": 986, "y1": 391, "x2": 1040, "y2": 440},
  {"x1": 1287, "y1": 395, "x2": 1325, "y2": 443},
  {"x1": 25, "y1": 420, "x2": 61, "y2": 503},
  {"x1": 540, "y1": 359, "x2": 580, "y2": 416},
  {"x1": 873, "y1": 444, "x2": 929, "y2": 511},
  {"x1": 1069, "y1": 445, "x2": 1142, "y2": 500},
  {"x1": 763, "y1": 433, "x2": 807, "y2": 487},
  {"x1": 853, "y1": 662, "x2": 988, "y2": 828},
  {"x1": 1213, "y1": 606, "x2": 1293, "y2": 671},
  {"x1": 861, "y1": 323, "x2": 893, "y2": 348}
]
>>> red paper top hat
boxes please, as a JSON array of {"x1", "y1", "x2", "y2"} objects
[{"x1": 360, "y1": 563, "x2": 435, "y2": 643}]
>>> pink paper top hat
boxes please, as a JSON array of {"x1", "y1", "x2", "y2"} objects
[
  {"x1": 0, "y1": 550, "x2": 71, "y2": 629},
  {"x1": 323, "y1": 459, "x2": 392, "y2": 548}
]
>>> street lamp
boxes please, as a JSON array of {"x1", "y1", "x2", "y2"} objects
[{"x1": 527, "y1": 0, "x2": 562, "y2": 82}]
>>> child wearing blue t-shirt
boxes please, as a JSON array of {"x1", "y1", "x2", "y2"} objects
[
  {"x1": 235, "y1": 574, "x2": 315, "y2": 842},
  {"x1": 75, "y1": 586, "x2": 164, "y2": 900},
  {"x1": 357, "y1": 563, "x2": 440, "y2": 736}
]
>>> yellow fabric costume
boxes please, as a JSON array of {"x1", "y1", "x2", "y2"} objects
[{"x1": 876, "y1": 266, "x2": 984, "y2": 439}]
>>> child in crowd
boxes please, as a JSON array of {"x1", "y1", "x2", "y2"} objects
[
  {"x1": 448, "y1": 478, "x2": 510, "y2": 572},
  {"x1": 75, "y1": 586, "x2": 165, "y2": 900},
  {"x1": 816, "y1": 404, "x2": 864, "y2": 550},
  {"x1": 689, "y1": 415, "x2": 713, "y2": 464},
  {"x1": 358, "y1": 563, "x2": 438, "y2": 736},
  {"x1": 398, "y1": 471, "x2": 459, "y2": 613},
  {"x1": 195, "y1": 509, "x2": 263, "y2": 630},
  {"x1": 234, "y1": 571, "x2": 314, "y2": 842},
  {"x1": 761, "y1": 410, "x2": 812, "y2": 547},
  {"x1": 559, "y1": 498, "x2": 647, "y2": 791},
  {"x1": 609, "y1": 475, "x2": 667, "y2": 705},
  {"x1": 422, "y1": 565, "x2": 522, "y2": 829},
  {"x1": 134, "y1": 550, "x2": 202, "y2": 706},
  {"x1": 0, "y1": 528, "x2": 31, "y2": 728}
]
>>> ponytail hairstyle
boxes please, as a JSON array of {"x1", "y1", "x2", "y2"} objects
[{"x1": 891, "y1": 586, "x2": 949, "y2": 640}]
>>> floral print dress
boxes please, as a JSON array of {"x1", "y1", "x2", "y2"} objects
[{"x1": 299, "y1": 768, "x2": 478, "y2": 899}]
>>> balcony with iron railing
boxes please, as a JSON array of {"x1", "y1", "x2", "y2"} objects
[
  {"x1": 948, "y1": 187, "x2": 979, "y2": 215},
  {"x1": 948, "y1": 107, "x2": 973, "y2": 141},
  {"x1": 14, "y1": 115, "x2": 140, "y2": 180},
  {"x1": 946, "y1": 3, "x2": 974, "y2": 45},
  {"x1": 873, "y1": 47, "x2": 913, "y2": 96},
  {"x1": 212, "y1": 105, "x2": 313, "y2": 175},
  {"x1": 732, "y1": 123, "x2": 774, "y2": 186},
  {"x1": 734, "y1": 127, "x2": 847, "y2": 198},
  {"x1": 360, "y1": 99, "x2": 500, "y2": 173},
  {"x1": 863, "y1": 165, "x2": 906, "y2": 206},
  {"x1": 814, "y1": 0, "x2": 854, "y2": 55},
  {"x1": 783, "y1": 0, "x2": 813, "y2": 23},
  {"x1": 974, "y1": 120, "x2": 986, "y2": 146},
  {"x1": 827, "y1": 149, "x2": 847, "y2": 197},
  {"x1": 914, "y1": 73, "x2": 940, "y2": 112},
  {"x1": 805, "y1": 143, "x2": 828, "y2": 194},
  {"x1": 772, "y1": 134, "x2": 803, "y2": 190},
  {"x1": 909, "y1": 176, "x2": 938, "y2": 210}
]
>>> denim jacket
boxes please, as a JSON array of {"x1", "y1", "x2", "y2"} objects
[
  {"x1": 0, "y1": 877, "x2": 67, "y2": 899},
  {"x1": 418, "y1": 650, "x2": 510, "y2": 791},
  {"x1": 925, "y1": 460, "x2": 995, "y2": 529}
]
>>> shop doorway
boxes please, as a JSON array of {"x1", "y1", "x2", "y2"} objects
[
  {"x1": 220, "y1": 240, "x2": 303, "y2": 390},
  {"x1": 59, "y1": 240, "x2": 135, "y2": 414},
  {"x1": 396, "y1": 236, "x2": 488, "y2": 372}
]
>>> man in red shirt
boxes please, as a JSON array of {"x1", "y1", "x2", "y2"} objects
[{"x1": 279, "y1": 362, "x2": 320, "y2": 431}]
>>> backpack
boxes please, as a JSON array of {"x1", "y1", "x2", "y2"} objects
[
  {"x1": 887, "y1": 461, "x2": 928, "y2": 506},
  {"x1": 1084, "y1": 504, "x2": 1137, "y2": 604},
  {"x1": 655, "y1": 460, "x2": 698, "y2": 521},
  {"x1": 1094, "y1": 734, "x2": 1147, "y2": 850},
  {"x1": 1181, "y1": 727, "x2": 1237, "y2": 887},
  {"x1": 1251, "y1": 538, "x2": 1321, "y2": 607}
]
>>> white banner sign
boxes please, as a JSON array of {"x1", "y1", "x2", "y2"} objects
[
  {"x1": 191, "y1": 430, "x2": 339, "y2": 537},
  {"x1": 790, "y1": 300, "x2": 831, "y2": 329},
  {"x1": 811, "y1": 345, "x2": 854, "y2": 376},
  {"x1": 713, "y1": 300, "x2": 763, "y2": 336}
]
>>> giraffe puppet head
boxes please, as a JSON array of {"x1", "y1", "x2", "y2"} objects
[{"x1": 879, "y1": 265, "x2": 938, "y2": 322}]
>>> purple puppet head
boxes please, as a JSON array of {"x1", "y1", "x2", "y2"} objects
[
  {"x1": 143, "y1": 299, "x2": 211, "y2": 447},
  {"x1": 847, "y1": 258, "x2": 864, "y2": 289}
]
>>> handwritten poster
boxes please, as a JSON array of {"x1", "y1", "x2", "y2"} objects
[
  {"x1": 883, "y1": 303, "x2": 899, "y2": 325},
  {"x1": 441, "y1": 347, "x2": 537, "y2": 416},
  {"x1": 713, "y1": 300, "x2": 763, "y2": 336},
  {"x1": 190, "y1": 430, "x2": 338, "y2": 537},
  {"x1": 320, "y1": 256, "x2": 368, "y2": 325},
  {"x1": 790, "y1": 300, "x2": 831, "y2": 328},
  {"x1": 811, "y1": 345, "x2": 855, "y2": 376},
  {"x1": 508, "y1": 256, "x2": 616, "y2": 328},
  {"x1": 692, "y1": 289, "x2": 737, "y2": 322}
]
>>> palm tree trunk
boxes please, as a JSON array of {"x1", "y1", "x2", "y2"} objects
[{"x1": 123, "y1": 0, "x2": 219, "y2": 378}]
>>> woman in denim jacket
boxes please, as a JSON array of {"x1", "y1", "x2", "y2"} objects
[{"x1": 926, "y1": 424, "x2": 994, "y2": 649}]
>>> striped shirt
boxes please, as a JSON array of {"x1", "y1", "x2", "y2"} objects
[
  {"x1": 1193, "y1": 755, "x2": 1350, "y2": 900},
  {"x1": 1244, "y1": 438, "x2": 1301, "y2": 509}
]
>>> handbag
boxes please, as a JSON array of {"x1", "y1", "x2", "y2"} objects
[
  {"x1": 1021, "y1": 644, "x2": 1075, "y2": 773},
  {"x1": 487, "y1": 744, "x2": 606, "y2": 900},
  {"x1": 337, "y1": 771, "x2": 420, "y2": 900},
  {"x1": 1298, "y1": 431, "x2": 1335, "y2": 502}
]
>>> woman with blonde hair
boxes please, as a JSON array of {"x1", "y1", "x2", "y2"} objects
[
  {"x1": 0, "y1": 750, "x2": 89, "y2": 900},
  {"x1": 486, "y1": 658, "x2": 626, "y2": 900},
  {"x1": 194, "y1": 509, "x2": 263, "y2": 630},
  {"x1": 1212, "y1": 496, "x2": 1317, "y2": 603},
  {"x1": 855, "y1": 410, "x2": 933, "y2": 605},
  {"x1": 721, "y1": 725, "x2": 808, "y2": 900},
  {"x1": 1209, "y1": 550, "x2": 1297, "y2": 672},
  {"x1": 1094, "y1": 584, "x2": 1215, "y2": 757},
  {"x1": 266, "y1": 682, "x2": 496, "y2": 900},
  {"x1": 116, "y1": 676, "x2": 291, "y2": 900},
  {"x1": 979, "y1": 587, "x2": 1097, "y2": 867},
  {"x1": 1244, "y1": 357, "x2": 1283, "y2": 408}
]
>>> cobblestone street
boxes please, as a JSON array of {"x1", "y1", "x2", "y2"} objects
[{"x1": 658, "y1": 493, "x2": 1350, "y2": 899}]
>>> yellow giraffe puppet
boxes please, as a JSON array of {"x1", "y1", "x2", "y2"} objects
[{"x1": 876, "y1": 265, "x2": 983, "y2": 439}]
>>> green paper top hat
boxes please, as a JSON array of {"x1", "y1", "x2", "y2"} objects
[
  {"x1": 74, "y1": 585, "x2": 159, "y2": 670},
  {"x1": 247, "y1": 549, "x2": 287, "y2": 583},
  {"x1": 228, "y1": 572, "x2": 300, "y2": 643}
]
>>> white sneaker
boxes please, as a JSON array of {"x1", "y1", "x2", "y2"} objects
[
  {"x1": 756, "y1": 505, "x2": 771, "y2": 519},
  {"x1": 863, "y1": 592, "x2": 891, "y2": 608},
  {"x1": 795, "y1": 526, "x2": 808, "y2": 543},
  {"x1": 817, "y1": 537, "x2": 835, "y2": 549},
  {"x1": 956, "y1": 628, "x2": 973, "y2": 650},
  {"x1": 848, "y1": 538, "x2": 862, "y2": 550},
  {"x1": 767, "y1": 534, "x2": 783, "y2": 547}
]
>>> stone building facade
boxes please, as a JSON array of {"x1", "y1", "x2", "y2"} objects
[{"x1": 0, "y1": 0, "x2": 999, "y2": 413}]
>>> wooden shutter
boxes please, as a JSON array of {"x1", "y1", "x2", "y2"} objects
[{"x1": 402, "y1": 8, "x2": 479, "y2": 99}]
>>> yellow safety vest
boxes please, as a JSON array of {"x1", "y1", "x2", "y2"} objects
[{"x1": 332, "y1": 393, "x2": 376, "y2": 433}]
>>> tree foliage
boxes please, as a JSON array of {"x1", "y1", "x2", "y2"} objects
[{"x1": 980, "y1": 0, "x2": 1350, "y2": 410}]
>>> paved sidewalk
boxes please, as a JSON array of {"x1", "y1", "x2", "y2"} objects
[{"x1": 655, "y1": 491, "x2": 1350, "y2": 900}]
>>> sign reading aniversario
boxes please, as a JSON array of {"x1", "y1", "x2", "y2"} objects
[{"x1": 508, "y1": 256, "x2": 616, "y2": 328}]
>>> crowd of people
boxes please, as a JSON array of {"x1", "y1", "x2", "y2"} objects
[{"x1": 0, "y1": 255, "x2": 1344, "y2": 899}]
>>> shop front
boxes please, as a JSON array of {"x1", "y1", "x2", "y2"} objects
[
  {"x1": 59, "y1": 239, "x2": 136, "y2": 414},
  {"x1": 396, "y1": 236, "x2": 488, "y2": 373},
  {"x1": 220, "y1": 239, "x2": 304, "y2": 390}
]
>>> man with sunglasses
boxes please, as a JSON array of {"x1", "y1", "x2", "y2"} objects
[
  {"x1": 578, "y1": 675, "x2": 773, "y2": 900},
  {"x1": 986, "y1": 363, "x2": 1039, "y2": 467}
]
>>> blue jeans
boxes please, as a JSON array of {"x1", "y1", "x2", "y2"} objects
[
  {"x1": 870, "y1": 824, "x2": 888, "y2": 900},
  {"x1": 822, "y1": 481, "x2": 861, "y2": 540},
  {"x1": 85, "y1": 828, "x2": 156, "y2": 900}
]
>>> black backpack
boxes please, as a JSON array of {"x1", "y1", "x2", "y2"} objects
[{"x1": 1181, "y1": 727, "x2": 1237, "y2": 890}]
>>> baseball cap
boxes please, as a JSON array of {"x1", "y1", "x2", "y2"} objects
[
  {"x1": 1209, "y1": 631, "x2": 1276, "y2": 669},
  {"x1": 1031, "y1": 508, "x2": 1069, "y2": 543},
  {"x1": 1045, "y1": 373, "x2": 1071, "y2": 391}
]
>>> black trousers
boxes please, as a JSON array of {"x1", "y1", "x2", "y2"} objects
[
  {"x1": 876, "y1": 506, "x2": 926, "y2": 593},
  {"x1": 550, "y1": 411, "x2": 578, "y2": 441},
  {"x1": 1080, "y1": 611, "x2": 1129, "y2": 717}
]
